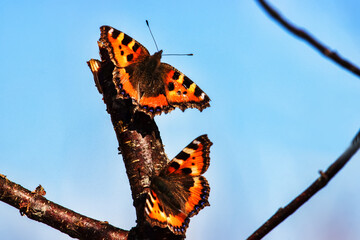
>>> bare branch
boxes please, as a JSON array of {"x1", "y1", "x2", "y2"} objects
[
  {"x1": 0, "y1": 174, "x2": 129, "y2": 240},
  {"x1": 247, "y1": 129, "x2": 360, "y2": 240},
  {"x1": 257, "y1": 0, "x2": 360, "y2": 78}
]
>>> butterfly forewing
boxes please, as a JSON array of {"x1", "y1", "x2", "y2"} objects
[
  {"x1": 100, "y1": 25, "x2": 149, "y2": 68},
  {"x1": 161, "y1": 63, "x2": 210, "y2": 112},
  {"x1": 166, "y1": 134, "x2": 212, "y2": 176}
]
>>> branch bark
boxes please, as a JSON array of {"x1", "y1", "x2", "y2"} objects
[
  {"x1": 87, "y1": 45, "x2": 183, "y2": 240},
  {"x1": 257, "y1": 0, "x2": 360, "y2": 78},
  {"x1": 247, "y1": 129, "x2": 360, "y2": 240},
  {"x1": 0, "y1": 174, "x2": 128, "y2": 240}
]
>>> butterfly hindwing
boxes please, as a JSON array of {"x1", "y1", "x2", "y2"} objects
[
  {"x1": 112, "y1": 66, "x2": 175, "y2": 116},
  {"x1": 145, "y1": 187, "x2": 190, "y2": 235},
  {"x1": 185, "y1": 176, "x2": 210, "y2": 218},
  {"x1": 112, "y1": 67, "x2": 136, "y2": 101},
  {"x1": 145, "y1": 189, "x2": 168, "y2": 228},
  {"x1": 161, "y1": 63, "x2": 210, "y2": 112},
  {"x1": 100, "y1": 25, "x2": 149, "y2": 68},
  {"x1": 166, "y1": 134, "x2": 212, "y2": 176}
]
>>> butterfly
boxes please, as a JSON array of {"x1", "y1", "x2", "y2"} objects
[
  {"x1": 144, "y1": 135, "x2": 212, "y2": 235},
  {"x1": 98, "y1": 25, "x2": 210, "y2": 117}
]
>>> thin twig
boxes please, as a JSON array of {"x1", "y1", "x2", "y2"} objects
[
  {"x1": 247, "y1": 129, "x2": 360, "y2": 240},
  {"x1": 257, "y1": 0, "x2": 360, "y2": 78},
  {"x1": 0, "y1": 174, "x2": 129, "y2": 240}
]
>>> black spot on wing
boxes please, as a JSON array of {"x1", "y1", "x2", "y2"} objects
[
  {"x1": 150, "y1": 190, "x2": 157, "y2": 200},
  {"x1": 204, "y1": 94, "x2": 210, "y2": 102},
  {"x1": 132, "y1": 42, "x2": 140, "y2": 52},
  {"x1": 172, "y1": 71, "x2": 180, "y2": 80},
  {"x1": 168, "y1": 82, "x2": 175, "y2": 91},
  {"x1": 182, "y1": 76, "x2": 192, "y2": 89},
  {"x1": 194, "y1": 86, "x2": 203, "y2": 97},
  {"x1": 170, "y1": 161, "x2": 180, "y2": 170},
  {"x1": 158, "y1": 204, "x2": 164, "y2": 212},
  {"x1": 122, "y1": 34, "x2": 132, "y2": 46},
  {"x1": 176, "y1": 151, "x2": 190, "y2": 160},
  {"x1": 127, "y1": 54, "x2": 133, "y2": 62},
  {"x1": 148, "y1": 197, "x2": 154, "y2": 207},
  {"x1": 187, "y1": 142, "x2": 199, "y2": 150},
  {"x1": 181, "y1": 168, "x2": 192, "y2": 175},
  {"x1": 111, "y1": 28, "x2": 120, "y2": 39}
]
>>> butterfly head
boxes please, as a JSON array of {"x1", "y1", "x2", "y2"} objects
[
  {"x1": 153, "y1": 50, "x2": 163, "y2": 60},
  {"x1": 147, "y1": 50, "x2": 163, "y2": 71}
]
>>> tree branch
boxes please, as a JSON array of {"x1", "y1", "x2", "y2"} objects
[
  {"x1": 87, "y1": 44, "x2": 183, "y2": 239},
  {"x1": 256, "y1": 0, "x2": 360, "y2": 78},
  {"x1": 0, "y1": 174, "x2": 129, "y2": 240},
  {"x1": 1, "y1": 32, "x2": 186, "y2": 240},
  {"x1": 247, "y1": 129, "x2": 360, "y2": 240}
]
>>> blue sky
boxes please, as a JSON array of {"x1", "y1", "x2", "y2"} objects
[{"x1": 1, "y1": 0, "x2": 360, "y2": 239}]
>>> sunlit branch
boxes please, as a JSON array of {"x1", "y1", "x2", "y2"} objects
[
  {"x1": 247, "y1": 129, "x2": 360, "y2": 240},
  {"x1": 257, "y1": 0, "x2": 360, "y2": 78},
  {"x1": 0, "y1": 174, "x2": 129, "y2": 240}
]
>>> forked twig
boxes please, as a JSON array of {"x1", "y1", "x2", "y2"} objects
[
  {"x1": 247, "y1": 129, "x2": 360, "y2": 240},
  {"x1": 257, "y1": 0, "x2": 360, "y2": 78}
]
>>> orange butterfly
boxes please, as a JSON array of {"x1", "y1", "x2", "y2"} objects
[
  {"x1": 98, "y1": 26, "x2": 210, "y2": 117},
  {"x1": 145, "y1": 135, "x2": 212, "y2": 235}
]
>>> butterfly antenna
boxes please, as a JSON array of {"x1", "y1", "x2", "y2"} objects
[
  {"x1": 163, "y1": 53, "x2": 194, "y2": 56},
  {"x1": 146, "y1": 20, "x2": 159, "y2": 51}
]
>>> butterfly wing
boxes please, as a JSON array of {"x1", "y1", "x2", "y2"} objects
[
  {"x1": 145, "y1": 189, "x2": 169, "y2": 229},
  {"x1": 112, "y1": 66, "x2": 175, "y2": 116},
  {"x1": 165, "y1": 134, "x2": 212, "y2": 219},
  {"x1": 145, "y1": 135, "x2": 212, "y2": 235},
  {"x1": 166, "y1": 134, "x2": 212, "y2": 176},
  {"x1": 87, "y1": 59, "x2": 103, "y2": 94},
  {"x1": 145, "y1": 187, "x2": 190, "y2": 235},
  {"x1": 112, "y1": 67, "x2": 139, "y2": 104},
  {"x1": 160, "y1": 63, "x2": 210, "y2": 112},
  {"x1": 100, "y1": 26, "x2": 149, "y2": 67}
]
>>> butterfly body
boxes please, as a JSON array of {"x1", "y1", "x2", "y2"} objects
[
  {"x1": 123, "y1": 50, "x2": 166, "y2": 100},
  {"x1": 145, "y1": 135, "x2": 212, "y2": 235},
  {"x1": 99, "y1": 26, "x2": 210, "y2": 116}
]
